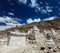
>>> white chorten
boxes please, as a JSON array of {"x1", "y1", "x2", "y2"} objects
[
  {"x1": 27, "y1": 26, "x2": 40, "y2": 40},
  {"x1": 45, "y1": 37, "x2": 55, "y2": 49},
  {"x1": 27, "y1": 26, "x2": 45, "y2": 46}
]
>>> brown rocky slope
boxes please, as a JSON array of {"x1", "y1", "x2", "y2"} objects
[
  {"x1": 6, "y1": 17, "x2": 60, "y2": 32},
  {"x1": 0, "y1": 17, "x2": 60, "y2": 36}
]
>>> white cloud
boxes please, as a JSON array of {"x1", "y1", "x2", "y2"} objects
[
  {"x1": 41, "y1": 9, "x2": 47, "y2": 14},
  {"x1": 27, "y1": 18, "x2": 34, "y2": 23},
  {"x1": 27, "y1": 17, "x2": 56, "y2": 24},
  {"x1": 58, "y1": 8, "x2": 60, "y2": 11},
  {"x1": 40, "y1": 2, "x2": 43, "y2": 4},
  {"x1": 0, "y1": 16, "x2": 20, "y2": 24},
  {"x1": 18, "y1": 0, "x2": 27, "y2": 4},
  {"x1": 29, "y1": 1, "x2": 53, "y2": 14},
  {"x1": 43, "y1": 16, "x2": 56, "y2": 21},
  {"x1": 45, "y1": 6, "x2": 52, "y2": 12},
  {"x1": 0, "y1": 16, "x2": 13, "y2": 22},
  {"x1": 47, "y1": 10, "x2": 52, "y2": 12},
  {"x1": 0, "y1": 17, "x2": 6, "y2": 22},
  {"x1": 58, "y1": 1, "x2": 60, "y2": 4},
  {"x1": 27, "y1": 18, "x2": 41, "y2": 24},
  {"x1": 35, "y1": 6, "x2": 41, "y2": 12},
  {"x1": 0, "y1": 16, "x2": 24, "y2": 31},
  {"x1": 29, "y1": 0, "x2": 39, "y2": 8},
  {"x1": 8, "y1": 12, "x2": 14, "y2": 15},
  {"x1": 17, "y1": 0, "x2": 53, "y2": 14},
  {"x1": 34, "y1": 18, "x2": 41, "y2": 22},
  {"x1": 36, "y1": 6, "x2": 53, "y2": 14},
  {"x1": 0, "y1": 26, "x2": 11, "y2": 31}
]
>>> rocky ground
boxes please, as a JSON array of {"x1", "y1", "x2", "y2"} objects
[{"x1": 0, "y1": 42, "x2": 60, "y2": 53}]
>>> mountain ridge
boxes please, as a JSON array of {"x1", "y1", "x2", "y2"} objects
[
  {"x1": 5, "y1": 17, "x2": 60, "y2": 31},
  {"x1": 0, "y1": 17, "x2": 60, "y2": 36}
]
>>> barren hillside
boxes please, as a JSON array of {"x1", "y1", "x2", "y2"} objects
[
  {"x1": 5, "y1": 17, "x2": 60, "y2": 31},
  {"x1": 0, "y1": 17, "x2": 60, "y2": 36}
]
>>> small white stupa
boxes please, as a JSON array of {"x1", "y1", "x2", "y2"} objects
[
  {"x1": 32, "y1": 26, "x2": 40, "y2": 39},
  {"x1": 45, "y1": 38, "x2": 55, "y2": 49},
  {"x1": 27, "y1": 25, "x2": 45, "y2": 46},
  {"x1": 27, "y1": 25, "x2": 40, "y2": 40},
  {"x1": 45, "y1": 33, "x2": 56, "y2": 49}
]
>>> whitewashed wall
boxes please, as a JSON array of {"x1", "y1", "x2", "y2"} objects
[{"x1": 9, "y1": 36, "x2": 26, "y2": 46}]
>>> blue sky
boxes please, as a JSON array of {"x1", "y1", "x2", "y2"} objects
[{"x1": 0, "y1": 0, "x2": 60, "y2": 31}]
